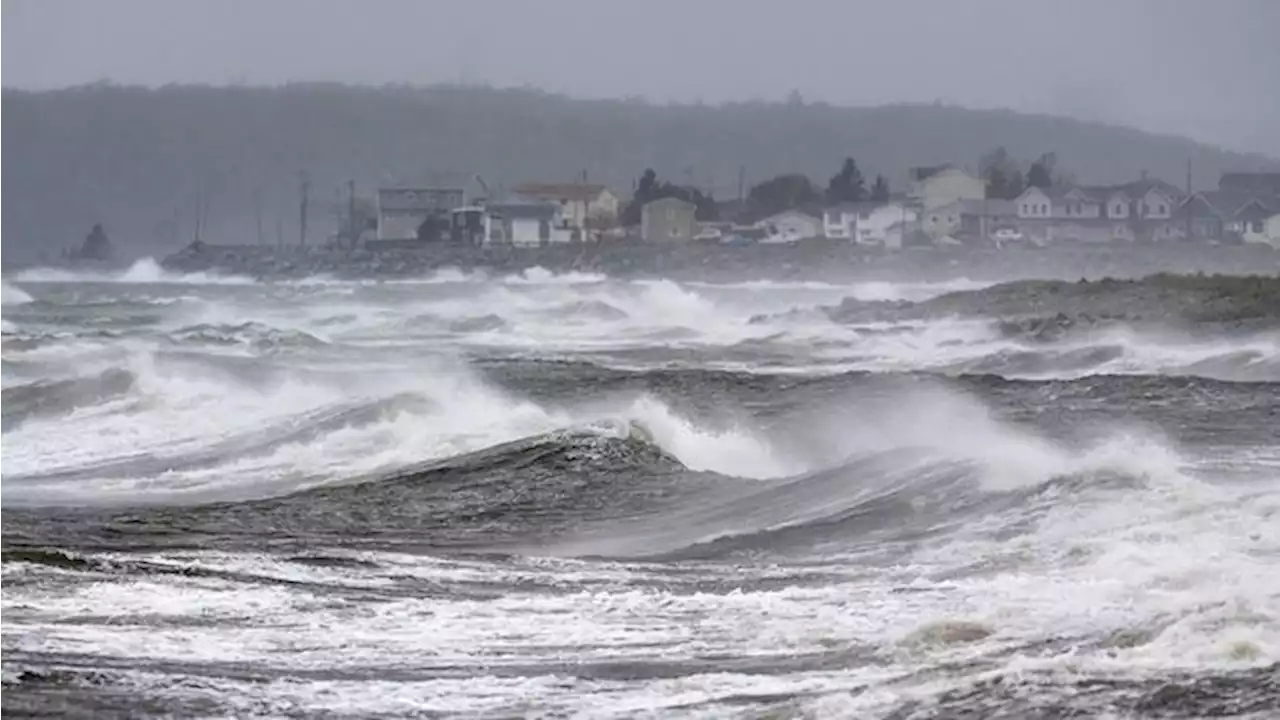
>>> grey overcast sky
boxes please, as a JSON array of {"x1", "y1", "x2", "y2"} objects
[{"x1": 4, "y1": 0, "x2": 1279, "y2": 157}]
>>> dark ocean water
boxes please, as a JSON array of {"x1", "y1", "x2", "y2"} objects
[{"x1": 2, "y1": 262, "x2": 1279, "y2": 718}]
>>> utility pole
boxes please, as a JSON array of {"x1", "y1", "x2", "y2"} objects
[
  {"x1": 1185, "y1": 157, "x2": 1193, "y2": 241},
  {"x1": 253, "y1": 188, "x2": 264, "y2": 245},
  {"x1": 299, "y1": 173, "x2": 310, "y2": 247},
  {"x1": 347, "y1": 179, "x2": 357, "y2": 249},
  {"x1": 333, "y1": 186, "x2": 343, "y2": 247}
]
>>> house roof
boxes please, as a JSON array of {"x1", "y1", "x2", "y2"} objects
[
  {"x1": 909, "y1": 164, "x2": 958, "y2": 181},
  {"x1": 643, "y1": 196, "x2": 696, "y2": 210},
  {"x1": 1115, "y1": 178, "x2": 1182, "y2": 199},
  {"x1": 513, "y1": 183, "x2": 610, "y2": 202},
  {"x1": 1182, "y1": 190, "x2": 1280, "y2": 218},
  {"x1": 1219, "y1": 172, "x2": 1280, "y2": 195},
  {"x1": 1021, "y1": 179, "x2": 1182, "y2": 204},
  {"x1": 377, "y1": 187, "x2": 466, "y2": 212},
  {"x1": 485, "y1": 201, "x2": 559, "y2": 220}
]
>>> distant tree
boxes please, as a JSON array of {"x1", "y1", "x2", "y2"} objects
[
  {"x1": 869, "y1": 174, "x2": 891, "y2": 202},
  {"x1": 746, "y1": 173, "x2": 820, "y2": 218},
  {"x1": 824, "y1": 157, "x2": 867, "y2": 204},
  {"x1": 620, "y1": 168, "x2": 719, "y2": 225},
  {"x1": 980, "y1": 146, "x2": 1027, "y2": 199},
  {"x1": 1027, "y1": 152, "x2": 1057, "y2": 189},
  {"x1": 636, "y1": 168, "x2": 658, "y2": 198},
  {"x1": 621, "y1": 168, "x2": 661, "y2": 226}
]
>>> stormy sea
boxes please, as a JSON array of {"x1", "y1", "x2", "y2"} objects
[{"x1": 2, "y1": 259, "x2": 1278, "y2": 719}]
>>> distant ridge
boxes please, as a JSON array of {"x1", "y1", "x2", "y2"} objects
[{"x1": 3, "y1": 83, "x2": 1277, "y2": 260}]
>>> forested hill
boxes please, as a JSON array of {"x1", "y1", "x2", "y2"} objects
[{"x1": 4, "y1": 83, "x2": 1277, "y2": 261}]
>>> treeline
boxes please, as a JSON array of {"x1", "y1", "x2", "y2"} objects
[
  {"x1": 620, "y1": 149, "x2": 1062, "y2": 224},
  {"x1": 620, "y1": 158, "x2": 891, "y2": 223},
  {"x1": 3, "y1": 83, "x2": 1275, "y2": 261}
]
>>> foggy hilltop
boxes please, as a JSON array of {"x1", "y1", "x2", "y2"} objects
[{"x1": 4, "y1": 82, "x2": 1278, "y2": 263}]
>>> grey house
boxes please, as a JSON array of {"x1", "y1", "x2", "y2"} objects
[
  {"x1": 376, "y1": 187, "x2": 466, "y2": 241},
  {"x1": 640, "y1": 197, "x2": 697, "y2": 242}
]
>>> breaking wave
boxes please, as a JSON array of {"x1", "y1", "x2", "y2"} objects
[
  {"x1": 13, "y1": 257, "x2": 255, "y2": 285},
  {"x1": 2, "y1": 280, "x2": 34, "y2": 304},
  {"x1": 166, "y1": 322, "x2": 329, "y2": 351}
]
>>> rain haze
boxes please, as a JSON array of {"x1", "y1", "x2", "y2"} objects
[
  {"x1": 6, "y1": 2, "x2": 1280, "y2": 719},
  {"x1": 4, "y1": 0, "x2": 1280, "y2": 157}
]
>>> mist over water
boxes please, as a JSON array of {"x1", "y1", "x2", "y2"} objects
[{"x1": 3, "y1": 262, "x2": 1279, "y2": 718}]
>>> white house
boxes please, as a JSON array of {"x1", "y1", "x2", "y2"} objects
[
  {"x1": 855, "y1": 203, "x2": 917, "y2": 247},
  {"x1": 1242, "y1": 210, "x2": 1280, "y2": 246},
  {"x1": 1013, "y1": 179, "x2": 1185, "y2": 244},
  {"x1": 906, "y1": 165, "x2": 986, "y2": 209},
  {"x1": 756, "y1": 210, "x2": 822, "y2": 242},
  {"x1": 482, "y1": 202, "x2": 571, "y2": 247},
  {"x1": 512, "y1": 183, "x2": 620, "y2": 232},
  {"x1": 822, "y1": 203, "x2": 865, "y2": 240},
  {"x1": 922, "y1": 202, "x2": 962, "y2": 239}
]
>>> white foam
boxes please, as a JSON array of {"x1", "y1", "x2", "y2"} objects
[
  {"x1": 503, "y1": 266, "x2": 608, "y2": 285},
  {"x1": 2, "y1": 280, "x2": 34, "y2": 305},
  {"x1": 14, "y1": 257, "x2": 255, "y2": 285}
]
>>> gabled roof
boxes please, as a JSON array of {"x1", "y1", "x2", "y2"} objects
[
  {"x1": 1181, "y1": 190, "x2": 1280, "y2": 218},
  {"x1": 1020, "y1": 179, "x2": 1182, "y2": 204},
  {"x1": 513, "y1": 183, "x2": 611, "y2": 202},
  {"x1": 908, "y1": 164, "x2": 975, "y2": 182},
  {"x1": 1017, "y1": 184, "x2": 1075, "y2": 201},
  {"x1": 1117, "y1": 178, "x2": 1182, "y2": 199}
]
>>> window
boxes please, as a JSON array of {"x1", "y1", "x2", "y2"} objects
[
  {"x1": 1021, "y1": 204, "x2": 1028, "y2": 215},
  {"x1": 1158, "y1": 204, "x2": 1166, "y2": 215},
  {"x1": 1041, "y1": 204, "x2": 1048, "y2": 215},
  {"x1": 1253, "y1": 220, "x2": 1264, "y2": 233}
]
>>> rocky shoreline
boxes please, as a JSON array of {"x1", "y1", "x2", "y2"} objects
[
  {"x1": 157, "y1": 240, "x2": 1280, "y2": 285},
  {"x1": 822, "y1": 273, "x2": 1280, "y2": 341}
]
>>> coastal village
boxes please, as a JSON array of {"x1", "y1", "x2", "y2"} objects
[{"x1": 355, "y1": 166, "x2": 1280, "y2": 254}]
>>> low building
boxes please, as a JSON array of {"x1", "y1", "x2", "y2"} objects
[
  {"x1": 1233, "y1": 198, "x2": 1280, "y2": 243},
  {"x1": 641, "y1": 197, "x2": 697, "y2": 242},
  {"x1": 376, "y1": 187, "x2": 467, "y2": 241},
  {"x1": 1175, "y1": 171, "x2": 1280, "y2": 243},
  {"x1": 822, "y1": 202, "x2": 880, "y2": 240},
  {"x1": 482, "y1": 202, "x2": 570, "y2": 247},
  {"x1": 512, "y1": 183, "x2": 620, "y2": 232},
  {"x1": 1256, "y1": 213, "x2": 1280, "y2": 247},
  {"x1": 854, "y1": 203, "x2": 917, "y2": 247},
  {"x1": 756, "y1": 209, "x2": 822, "y2": 242},
  {"x1": 1012, "y1": 178, "x2": 1183, "y2": 244}
]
